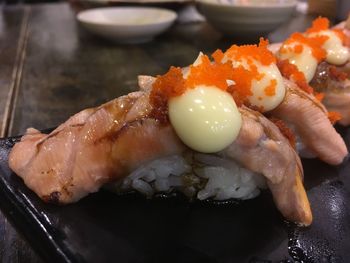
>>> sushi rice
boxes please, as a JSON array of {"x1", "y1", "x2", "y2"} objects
[{"x1": 110, "y1": 154, "x2": 266, "y2": 201}]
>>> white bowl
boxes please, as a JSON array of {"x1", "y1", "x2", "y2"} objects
[
  {"x1": 196, "y1": 0, "x2": 297, "y2": 38},
  {"x1": 77, "y1": 7, "x2": 177, "y2": 44}
]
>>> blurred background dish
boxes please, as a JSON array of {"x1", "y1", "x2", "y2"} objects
[
  {"x1": 82, "y1": 0, "x2": 190, "y2": 4},
  {"x1": 77, "y1": 7, "x2": 177, "y2": 43},
  {"x1": 196, "y1": 0, "x2": 297, "y2": 39},
  {"x1": 73, "y1": 0, "x2": 193, "y2": 11}
]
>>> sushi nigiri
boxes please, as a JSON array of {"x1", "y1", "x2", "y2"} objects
[
  {"x1": 191, "y1": 41, "x2": 347, "y2": 165},
  {"x1": 272, "y1": 17, "x2": 350, "y2": 126},
  {"x1": 9, "y1": 55, "x2": 312, "y2": 225}
]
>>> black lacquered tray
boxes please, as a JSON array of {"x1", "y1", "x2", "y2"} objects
[{"x1": 1, "y1": 128, "x2": 350, "y2": 263}]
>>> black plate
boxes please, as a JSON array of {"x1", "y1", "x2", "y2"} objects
[{"x1": 1, "y1": 128, "x2": 350, "y2": 263}]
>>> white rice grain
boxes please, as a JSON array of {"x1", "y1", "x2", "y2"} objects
[{"x1": 113, "y1": 154, "x2": 266, "y2": 201}]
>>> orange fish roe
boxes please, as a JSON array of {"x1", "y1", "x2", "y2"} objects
[
  {"x1": 226, "y1": 66, "x2": 255, "y2": 106},
  {"x1": 150, "y1": 40, "x2": 284, "y2": 119},
  {"x1": 185, "y1": 55, "x2": 234, "y2": 90},
  {"x1": 225, "y1": 38, "x2": 276, "y2": 66},
  {"x1": 151, "y1": 66, "x2": 186, "y2": 98},
  {"x1": 294, "y1": 44, "x2": 304, "y2": 54},
  {"x1": 259, "y1": 37, "x2": 270, "y2": 48},
  {"x1": 329, "y1": 65, "x2": 348, "y2": 81},
  {"x1": 270, "y1": 117, "x2": 296, "y2": 149},
  {"x1": 306, "y1": 17, "x2": 348, "y2": 45},
  {"x1": 264, "y1": 79, "x2": 277, "y2": 96},
  {"x1": 345, "y1": 31, "x2": 350, "y2": 48},
  {"x1": 306, "y1": 17, "x2": 329, "y2": 34},
  {"x1": 150, "y1": 56, "x2": 240, "y2": 121},
  {"x1": 149, "y1": 66, "x2": 186, "y2": 123},
  {"x1": 189, "y1": 52, "x2": 259, "y2": 107},
  {"x1": 333, "y1": 28, "x2": 347, "y2": 45},
  {"x1": 314, "y1": 92, "x2": 325, "y2": 102},
  {"x1": 221, "y1": 39, "x2": 281, "y2": 107},
  {"x1": 277, "y1": 59, "x2": 314, "y2": 94},
  {"x1": 280, "y1": 43, "x2": 304, "y2": 55},
  {"x1": 328, "y1": 111, "x2": 342, "y2": 124},
  {"x1": 281, "y1": 33, "x2": 328, "y2": 62},
  {"x1": 212, "y1": 49, "x2": 224, "y2": 63}
]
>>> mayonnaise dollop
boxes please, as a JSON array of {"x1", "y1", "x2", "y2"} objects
[
  {"x1": 223, "y1": 56, "x2": 286, "y2": 112},
  {"x1": 308, "y1": 30, "x2": 350, "y2": 65},
  {"x1": 168, "y1": 85, "x2": 242, "y2": 153},
  {"x1": 278, "y1": 42, "x2": 318, "y2": 83},
  {"x1": 249, "y1": 62, "x2": 286, "y2": 111}
]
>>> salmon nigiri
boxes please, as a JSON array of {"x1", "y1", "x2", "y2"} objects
[
  {"x1": 205, "y1": 41, "x2": 348, "y2": 165},
  {"x1": 272, "y1": 17, "x2": 350, "y2": 126},
  {"x1": 9, "y1": 61, "x2": 312, "y2": 225}
]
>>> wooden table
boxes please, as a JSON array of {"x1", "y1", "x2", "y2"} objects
[{"x1": 0, "y1": 3, "x2": 315, "y2": 262}]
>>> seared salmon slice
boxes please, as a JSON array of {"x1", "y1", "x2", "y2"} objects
[
  {"x1": 271, "y1": 79, "x2": 347, "y2": 165},
  {"x1": 9, "y1": 91, "x2": 311, "y2": 225}
]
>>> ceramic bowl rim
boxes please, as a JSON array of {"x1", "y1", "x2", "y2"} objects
[
  {"x1": 196, "y1": 0, "x2": 297, "y2": 9},
  {"x1": 77, "y1": 7, "x2": 178, "y2": 28}
]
